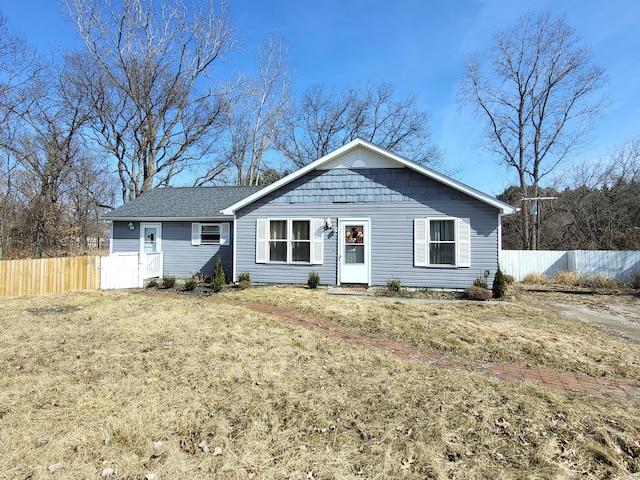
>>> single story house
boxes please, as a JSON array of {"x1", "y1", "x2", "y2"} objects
[{"x1": 104, "y1": 138, "x2": 516, "y2": 289}]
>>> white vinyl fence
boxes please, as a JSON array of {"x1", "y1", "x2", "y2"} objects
[
  {"x1": 500, "y1": 250, "x2": 640, "y2": 282},
  {"x1": 101, "y1": 251, "x2": 165, "y2": 289},
  {"x1": 101, "y1": 252, "x2": 140, "y2": 289}
]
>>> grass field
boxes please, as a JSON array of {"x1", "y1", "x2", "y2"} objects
[
  {"x1": 222, "y1": 286, "x2": 640, "y2": 379},
  {"x1": 1, "y1": 288, "x2": 639, "y2": 479}
]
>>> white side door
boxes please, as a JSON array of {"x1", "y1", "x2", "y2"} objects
[
  {"x1": 338, "y1": 219, "x2": 370, "y2": 285},
  {"x1": 139, "y1": 223, "x2": 163, "y2": 279},
  {"x1": 140, "y1": 223, "x2": 162, "y2": 253}
]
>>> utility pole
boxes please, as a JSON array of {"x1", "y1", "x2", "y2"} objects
[{"x1": 522, "y1": 196, "x2": 557, "y2": 250}]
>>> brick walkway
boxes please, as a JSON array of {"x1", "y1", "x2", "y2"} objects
[{"x1": 220, "y1": 299, "x2": 640, "y2": 402}]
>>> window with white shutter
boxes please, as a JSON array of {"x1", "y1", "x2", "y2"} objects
[
  {"x1": 192, "y1": 223, "x2": 228, "y2": 246},
  {"x1": 414, "y1": 217, "x2": 471, "y2": 268},
  {"x1": 256, "y1": 218, "x2": 324, "y2": 265},
  {"x1": 428, "y1": 219, "x2": 456, "y2": 266}
]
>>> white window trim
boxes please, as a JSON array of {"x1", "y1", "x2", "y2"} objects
[
  {"x1": 414, "y1": 217, "x2": 470, "y2": 268},
  {"x1": 256, "y1": 218, "x2": 323, "y2": 265},
  {"x1": 290, "y1": 219, "x2": 312, "y2": 264},
  {"x1": 428, "y1": 217, "x2": 457, "y2": 267},
  {"x1": 191, "y1": 222, "x2": 229, "y2": 246}
]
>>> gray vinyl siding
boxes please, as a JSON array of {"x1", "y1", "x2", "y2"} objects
[
  {"x1": 235, "y1": 168, "x2": 501, "y2": 288},
  {"x1": 111, "y1": 222, "x2": 139, "y2": 252},
  {"x1": 162, "y1": 222, "x2": 233, "y2": 280},
  {"x1": 111, "y1": 221, "x2": 234, "y2": 280}
]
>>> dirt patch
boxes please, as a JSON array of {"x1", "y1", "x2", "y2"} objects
[
  {"x1": 523, "y1": 290, "x2": 640, "y2": 344},
  {"x1": 554, "y1": 302, "x2": 640, "y2": 343},
  {"x1": 22, "y1": 305, "x2": 86, "y2": 315}
]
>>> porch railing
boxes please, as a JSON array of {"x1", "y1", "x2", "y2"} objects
[{"x1": 143, "y1": 252, "x2": 163, "y2": 279}]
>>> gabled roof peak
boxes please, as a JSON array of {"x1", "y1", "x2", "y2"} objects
[{"x1": 222, "y1": 139, "x2": 516, "y2": 215}]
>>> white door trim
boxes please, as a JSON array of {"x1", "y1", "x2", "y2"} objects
[
  {"x1": 140, "y1": 222, "x2": 162, "y2": 254},
  {"x1": 338, "y1": 218, "x2": 371, "y2": 285},
  {"x1": 139, "y1": 222, "x2": 163, "y2": 283}
]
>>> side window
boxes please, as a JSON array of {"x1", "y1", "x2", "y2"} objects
[
  {"x1": 201, "y1": 224, "x2": 221, "y2": 244},
  {"x1": 191, "y1": 223, "x2": 229, "y2": 246}
]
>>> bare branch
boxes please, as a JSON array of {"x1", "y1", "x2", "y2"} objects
[
  {"x1": 63, "y1": 0, "x2": 238, "y2": 202},
  {"x1": 459, "y1": 11, "x2": 607, "y2": 249},
  {"x1": 201, "y1": 34, "x2": 293, "y2": 186},
  {"x1": 277, "y1": 81, "x2": 440, "y2": 169}
]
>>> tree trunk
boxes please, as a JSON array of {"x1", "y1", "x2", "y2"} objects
[{"x1": 519, "y1": 173, "x2": 531, "y2": 250}]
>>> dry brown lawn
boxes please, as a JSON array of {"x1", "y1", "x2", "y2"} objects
[
  {"x1": 0, "y1": 289, "x2": 639, "y2": 479},
  {"x1": 222, "y1": 286, "x2": 640, "y2": 380}
]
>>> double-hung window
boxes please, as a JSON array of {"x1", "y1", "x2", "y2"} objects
[
  {"x1": 256, "y1": 218, "x2": 323, "y2": 264},
  {"x1": 191, "y1": 223, "x2": 229, "y2": 246},
  {"x1": 429, "y1": 219, "x2": 456, "y2": 266},
  {"x1": 414, "y1": 217, "x2": 470, "y2": 268},
  {"x1": 201, "y1": 224, "x2": 221, "y2": 244}
]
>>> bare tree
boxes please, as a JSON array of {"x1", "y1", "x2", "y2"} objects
[
  {"x1": 0, "y1": 14, "x2": 118, "y2": 259},
  {"x1": 500, "y1": 136, "x2": 640, "y2": 250},
  {"x1": 63, "y1": 0, "x2": 238, "y2": 202},
  {"x1": 0, "y1": 14, "x2": 44, "y2": 258},
  {"x1": 1, "y1": 80, "x2": 115, "y2": 258},
  {"x1": 197, "y1": 34, "x2": 292, "y2": 186},
  {"x1": 0, "y1": 66, "x2": 89, "y2": 257},
  {"x1": 555, "y1": 137, "x2": 640, "y2": 249},
  {"x1": 459, "y1": 11, "x2": 607, "y2": 249},
  {"x1": 277, "y1": 81, "x2": 440, "y2": 168},
  {"x1": 0, "y1": 13, "x2": 42, "y2": 118},
  {"x1": 67, "y1": 154, "x2": 116, "y2": 251}
]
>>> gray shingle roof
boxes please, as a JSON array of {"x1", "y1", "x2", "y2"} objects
[{"x1": 102, "y1": 186, "x2": 263, "y2": 220}]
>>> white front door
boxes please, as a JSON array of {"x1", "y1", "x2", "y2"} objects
[{"x1": 339, "y1": 219, "x2": 370, "y2": 285}]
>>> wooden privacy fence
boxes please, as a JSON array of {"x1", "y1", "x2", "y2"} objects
[
  {"x1": 500, "y1": 250, "x2": 640, "y2": 282},
  {"x1": 0, "y1": 256, "x2": 101, "y2": 297}
]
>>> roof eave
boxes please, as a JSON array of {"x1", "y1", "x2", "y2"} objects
[
  {"x1": 102, "y1": 214, "x2": 234, "y2": 222},
  {"x1": 397, "y1": 160, "x2": 516, "y2": 214}
]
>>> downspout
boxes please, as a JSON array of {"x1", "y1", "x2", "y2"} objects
[
  {"x1": 497, "y1": 213, "x2": 503, "y2": 265},
  {"x1": 231, "y1": 213, "x2": 238, "y2": 283},
  {"x1": 108, "y1": 222, "x2": 114, "y2": 255}
]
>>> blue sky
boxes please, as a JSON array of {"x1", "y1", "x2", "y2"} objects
[{"x1": 2, "y1": 0, "x2": 639, "y2": 195}]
